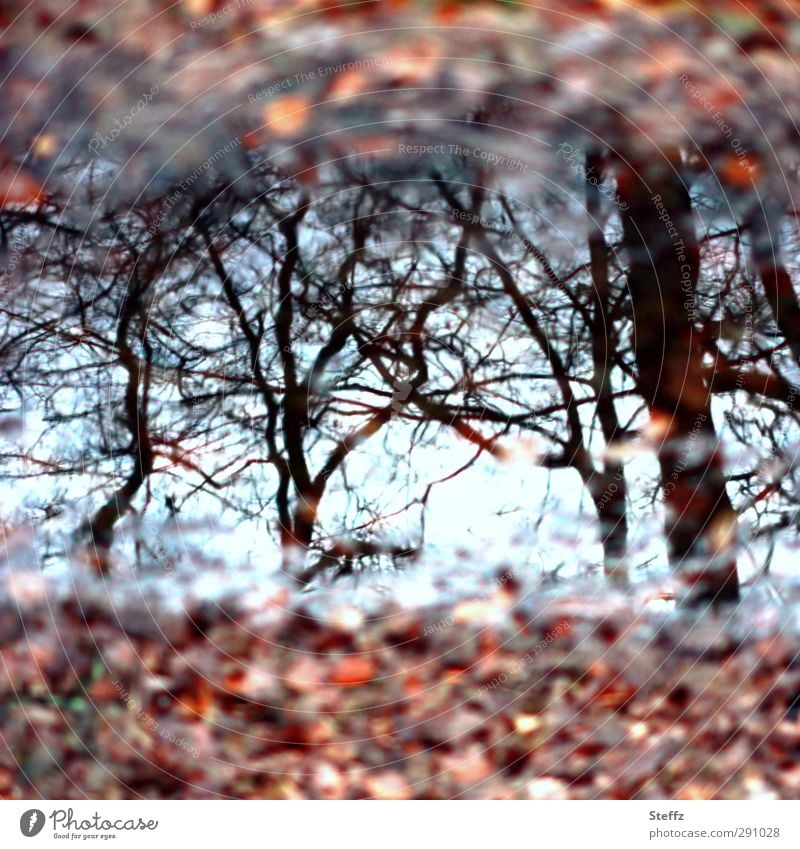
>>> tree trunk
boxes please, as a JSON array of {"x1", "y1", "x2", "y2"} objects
[
  {"x1": 749, "y1": 202, "x2": 800, "y2": 364},
  {"x1": 282, "y1": 494, "x2": 319, "y2": 577},
  {"x1": 616, "y1": 151, "x2": 739, "y2": 606},
  {"x1": 82, "y1": 286, "x2": 153, "y2": 575},
  {"x1": 586, "y1": 151, "x2": 629, "y2": 584}
]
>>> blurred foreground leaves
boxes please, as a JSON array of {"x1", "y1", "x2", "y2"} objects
[{"x1": 1, "y1": 572, "x2": 799, "y2": 799}]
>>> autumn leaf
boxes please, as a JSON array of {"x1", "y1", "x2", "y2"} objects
[
  {"x1": 0, "y1": 160, "x2": 42, "y2": 207},
  {"x1": 263, "y1": 96, "x2": 313, "y2": 137},
  {"x1": 331, "y1": 655, "x2": 377, "y2": 685}
]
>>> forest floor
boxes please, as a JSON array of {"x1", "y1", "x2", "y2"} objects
[{"x1": 1, "y1": 569, "x2": 800, "y2": 799}]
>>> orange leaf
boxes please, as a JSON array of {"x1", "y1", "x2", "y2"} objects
[
  {"x1": 263, "y1": 96, "x2": 312, "y2": 137},
  {"x1": 88, "y1": 677, "x2": 120, "y2": 701},
  {"x1": 180, "y1": 677, "x2": 214, "y2": 717},
  {"x1": 331, "y1": 655, "x2": 376, "y2": 685},
  {"x1": 404, "y1": 673, "x2": 425, "y2": 696},
  {"x1": 0, "y1": 163, "x2": 42, "y2": 207},
  {"x1": 719, "y1": 153, "x2": 761, "y2": 187}
]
